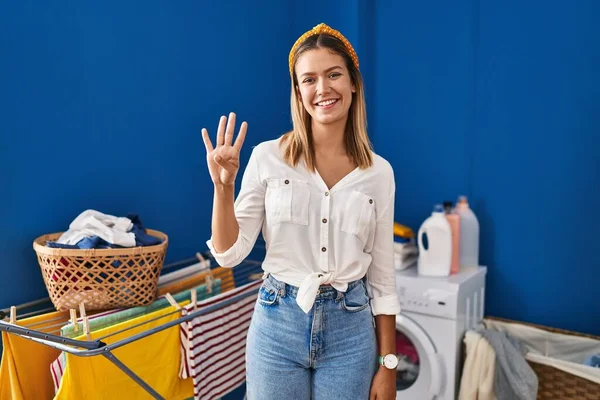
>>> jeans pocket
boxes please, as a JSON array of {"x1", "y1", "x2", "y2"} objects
[
  {"x1": 340, "y1": 190, "x2": 375, "y2": 244},
  {"x1": 257, "y1": 283, "x2": 280, "y2": 306},
  {"x1": 265, "y1": 178, "x2": 310, "y2": 225},
  {"x1": 341, "y1": 281, "x2": 371, "y2": 313}
]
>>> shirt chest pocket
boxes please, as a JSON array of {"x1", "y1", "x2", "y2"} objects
[
  {"x1": 265, "y1": 178, "x2": 310, "y2": 225},
  {"x1": 341, "y1": 190, "x2": 376, "y2": 244}
]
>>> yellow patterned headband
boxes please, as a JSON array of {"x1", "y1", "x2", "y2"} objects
[{"x1": 288, "y1": 23, "x2": 359, "y2": 76}]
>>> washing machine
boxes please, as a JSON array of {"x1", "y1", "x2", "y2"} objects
[{"x1": 394, "y1": 266, "x2": 487, "y2": 400}]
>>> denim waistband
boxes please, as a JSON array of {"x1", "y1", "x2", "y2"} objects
[{"x1": 263, "y1": 273, "x2": 363, "y2": 300}]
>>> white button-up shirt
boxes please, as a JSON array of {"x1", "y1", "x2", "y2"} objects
[{"x1": 207, "y1": 139, "x2": 401, "y2": 315}]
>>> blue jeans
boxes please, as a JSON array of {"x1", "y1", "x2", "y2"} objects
[{"x1": 246, "y1": 274, "x2": 378, "y2": 399}]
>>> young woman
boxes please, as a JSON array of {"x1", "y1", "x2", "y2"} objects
[{"x1": 202, "y1": 23, "x2": 400, "y2": 400}]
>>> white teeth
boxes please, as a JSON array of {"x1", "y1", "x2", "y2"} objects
[{"x1": 317, "y1": 99, "x2": 337, "y2": 106}]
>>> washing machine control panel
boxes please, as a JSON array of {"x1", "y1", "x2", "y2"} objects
[{"x1": 397, "y1": 286, "x2": 457, "y2": 318}]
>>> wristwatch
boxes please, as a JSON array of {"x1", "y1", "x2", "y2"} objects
[{"x1": 378, "y1": 353, "x2": 398, "y2": 370}]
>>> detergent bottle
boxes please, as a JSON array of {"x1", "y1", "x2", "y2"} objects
[
  {"x1": 443, "y1": 201, "x2": 461, "y2": 274},
  {"x1": 455, "y1": 195, "x2": 479, "y2": 268},
  {"x1": 417, "y1": 204, "x2": 452, "y2": 277}
]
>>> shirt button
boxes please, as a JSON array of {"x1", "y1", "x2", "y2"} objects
[
  {"x1": 321, "y1": 247, "x2": 327, "y2": 252},
  {"x1": 322, "y1": 218, "x2": 328, "y2": 223},
  {"x1": 369, "y1": 199, "x2": 373, "y2": 204},
  {"x1": 325, "y1": 191, "x2": 329, "y2": 197},
  {"x1": 284, "y1": 179, "x2": 290, "y2": 184}
]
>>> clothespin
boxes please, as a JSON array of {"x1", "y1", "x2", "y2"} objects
[
  {"x1": 206, "y1": 274, "x2": 214, "y2": 294},
  {"x1": 191, "y1": 289, "x2": 197, "y2": 310},
  {"x1": 79, "y1": 303, "x2": 91, "y2": 341},
  {"x1": 165, "y1": 293, "x2": 181, "y2": 310},
  {"x1": 196, "y1": 252, "x2": 210, "y2": 268},
  {"x1": 9, "y1": 306, "x2": 17, "y2": 325},
  {"x1": 70, "y1": 309, "x2": 79, "y2": 333},
  {"x1": 249, "y1": 273, "x2": 263, "y2": 281}
]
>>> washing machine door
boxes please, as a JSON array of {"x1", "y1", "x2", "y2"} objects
[{"x1": 395, "y1": 313, "x2": 443, "y2": 400}]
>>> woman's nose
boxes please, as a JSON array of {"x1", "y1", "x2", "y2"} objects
[{"x1": 316, "y1": 78, "x2": 330, "y2": 96}]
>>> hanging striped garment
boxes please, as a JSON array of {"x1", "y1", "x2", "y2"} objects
[
  {"x1": 180, "y1": 279, "x2": 261, "y2": 400},
  {"x1": 50, "y1": 352, "x2": 67, "y2": 394}
]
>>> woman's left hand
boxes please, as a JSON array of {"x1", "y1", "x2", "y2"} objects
[{"x1": 369, "y1": 367, "x2": 396, "y2": 400}]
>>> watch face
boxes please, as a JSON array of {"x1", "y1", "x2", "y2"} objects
[{"x1": 384, "y1": 354, "x2": 398, "y2": 369}]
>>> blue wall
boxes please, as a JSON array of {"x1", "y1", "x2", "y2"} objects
[
  {"x1": 374, "y1": 1, "x2": 600, "y2": 335},
  {"x1": 1, "y1": 0, "x2": 598, "y2": 343}
]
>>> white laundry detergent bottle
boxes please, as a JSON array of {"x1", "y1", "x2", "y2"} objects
[
  {"x1": 456, "y1": 195, "x2": 480, "y2": 268},
  {"x1": 417, "y1": 204, "x2": 452, "y2": 277}
]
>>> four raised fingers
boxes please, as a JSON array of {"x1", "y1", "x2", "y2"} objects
[{"x1": 203, "y1": 112, "x2": 247, "y2": 153}]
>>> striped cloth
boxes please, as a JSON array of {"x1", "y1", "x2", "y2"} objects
[
  {"x1": 50, "y1": 352, "x2": 67, "y2": 394},
  {"x1": 180, "y1": 279, "x2": 261, "y2": 400}
]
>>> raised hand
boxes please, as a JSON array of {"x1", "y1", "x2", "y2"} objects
[{"x1": 201, "y1": 112, "x2": 248, "y2": 187}]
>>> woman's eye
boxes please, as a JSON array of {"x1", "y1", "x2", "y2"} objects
[
  {"x1": 303, "y1": 78, "x2": 314, "y2": 84},
  {"x1": 329, "y1": 73, "x2": 341, "y2": 78}
]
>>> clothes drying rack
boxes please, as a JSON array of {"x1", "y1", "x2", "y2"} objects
[{"x1": 0, "y1": 253, "x2": 264, "y2": 400}]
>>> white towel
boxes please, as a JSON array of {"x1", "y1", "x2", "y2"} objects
[
  {"x1": 394, "y1": 253, "x2": 417, "y2": 271},
  {"x1": 57, "y1": 209, "x2": 135, "y2": 247},
  {"x1": 459, "y1": 330, "x2": 497, "y2": 400},
  {"x1": 394, "y1": 240, "x2": 418, "y2": 271},
  {"x1": 393, "y1": 241, "x2": 418, "y2": 256}
]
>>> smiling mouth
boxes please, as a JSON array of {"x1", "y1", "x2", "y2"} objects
[{"x1": 315, "y1": 99, "x2": 339, "y2": 108}]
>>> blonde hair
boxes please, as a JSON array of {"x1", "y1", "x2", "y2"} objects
[{"x1": 281, "y1": 33, "x2": 373, "y2": 171}]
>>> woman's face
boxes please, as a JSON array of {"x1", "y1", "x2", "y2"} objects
[{"x1": 295, "y1": 48, "x2": 355, "y2": 126}]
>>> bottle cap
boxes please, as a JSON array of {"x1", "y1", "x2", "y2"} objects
[{"x1": 443, "y1": 201, "x2": 454, "y2": 212}]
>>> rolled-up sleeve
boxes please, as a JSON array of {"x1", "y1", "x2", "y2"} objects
[
  {"x1": 206, "y1": 146, "x2": 265, "y2": 267},
  {"x1": 367, "y1": 179, "x2": 401, "y2": 316}
]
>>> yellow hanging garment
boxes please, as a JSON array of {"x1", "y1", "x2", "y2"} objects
[
  {"x1": 0, "y1": 311, "x2": 70, "y2": 400},
  {"x1": 54, "y1": 302, "x2": 193, "y2": 400}
]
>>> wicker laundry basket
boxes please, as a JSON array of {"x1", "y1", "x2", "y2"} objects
[
  {"x1": 33, "y1": 230, "x2": 168, "y2": 311},
  {"x1": 467, "y1": 316, "x2": 600, "y2": 400}
]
